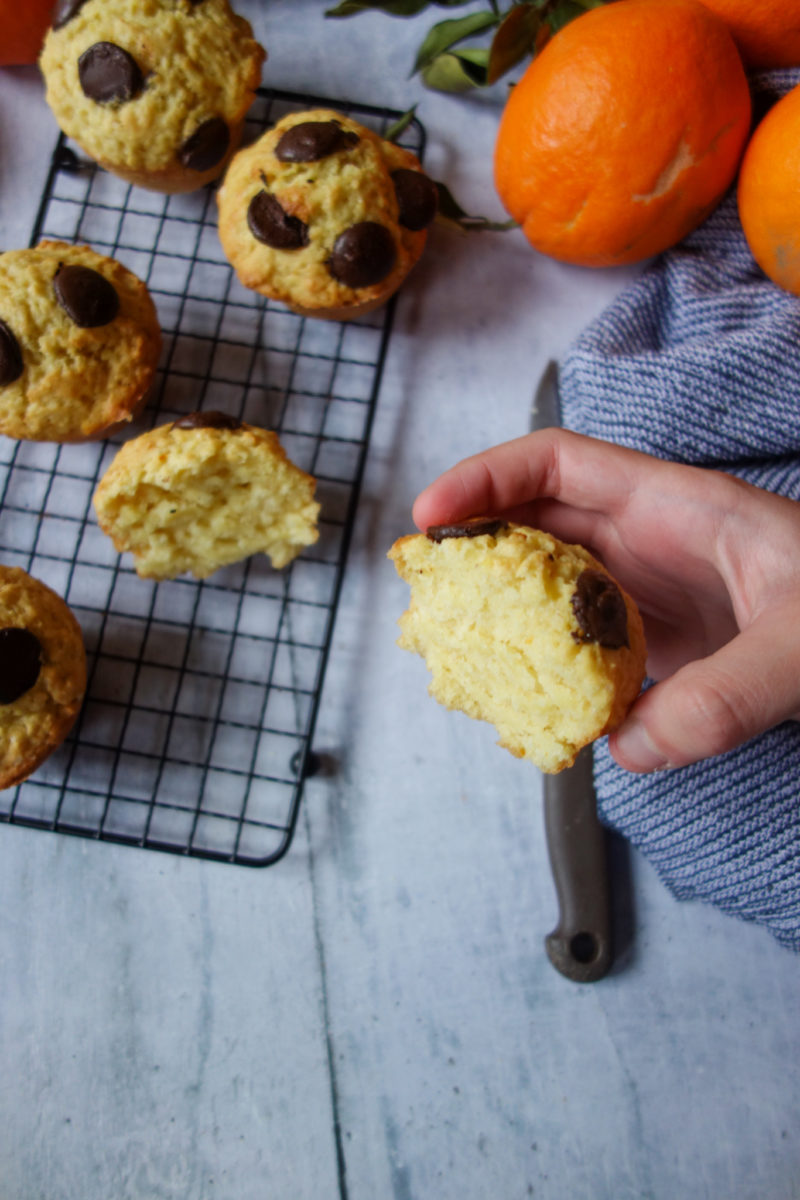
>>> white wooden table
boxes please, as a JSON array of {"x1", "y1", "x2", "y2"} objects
[{"x1": 0, "y1": 4, "x2": 798, "y2": 1198}]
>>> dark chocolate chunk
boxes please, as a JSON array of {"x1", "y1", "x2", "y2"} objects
[
  {"x1": 247, "y1": 190, "x2": 309, "y2": 250},
  {"x1": 78, "y1": 42, "x2": 143, "y2": 105},
  {"x1": 0, "y1": 319, "x2": 23, "y2": 386},
  {"x1": 571, "y1": 569, "x2": 629, "y2": 649},
  {"x1": 53, "y1": 264, "x2": 120, "y2": 328},
  {"x1": 275, "y1": 120, "x2": 359, "y2": 163},
  {"x1": 178, "y1": 117, "x2": 230, "y2": 173},
  {"x1": 52, "y1": 0, "x2": 90, "y2": 29},
  {"x1": 327, "y1": 222, "x2": 396, "y2": 289},
  {"x1": 427, "y1": 517, "x2": 507, "y2": 542},
  {"x1": 172, "y1": 411, "x2": 243, "y2": 431},
  {"x1": 0, "y1": 627, "x2": 42, "y2": 705},
  {"x1": 391, "y1": 168, "x2": 438, "y2": 231}
]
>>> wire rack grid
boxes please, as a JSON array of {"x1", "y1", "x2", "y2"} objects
[{"x1": 0, "y1": 87, "x2": 425, "y2": 866}]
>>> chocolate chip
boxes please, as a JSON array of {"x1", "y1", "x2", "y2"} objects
[
  {"x1": 391, "y1": 168, "x2": 438, "y2": 231},
  {"x1": 172, "y1": 411, "x2": 243, "y2": 431},
  {"x1": 179, "y1": 117, "x2": 230, "y2": 173},
  {"x1": 0, "y1": 628, "x2": 42, "y2": 705},
  {"x1": 427, "y1": 517, "x2": 507, "y2": 543},
  {"x1": 78, "y1": 42, "x2": 143, "y2": 105},
  {"x1": 247, "y1": 190, "x2": 309, "y2": 250},
  {"x1": 274, "y1": 120, "x2": 359, "y2": 163},
  {"x1": 327, "y1": 222, "x2": 396, "y2": 289},
  {"x1": 571, "y1": 569, "x2": 630, "y2": 649},
  {"x1": 52, "y1": 0, "x2": 90, "y2": 29},
  {"x1": 0, "y1": 319, "x2": 23, "y2": 386},
  {"x1": 54, "y1": 264, "x2": 120, "y2": 328}
]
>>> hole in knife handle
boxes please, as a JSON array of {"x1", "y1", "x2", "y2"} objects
[{"x1": 569, "y1": 931, "x2": 599, "y2": 964}]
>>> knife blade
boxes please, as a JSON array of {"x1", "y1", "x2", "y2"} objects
[{"x1": 531, "y1": 359, "x2": 613, "y2": 983}]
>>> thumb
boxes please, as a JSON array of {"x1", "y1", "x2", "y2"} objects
[{"x1": 609, "y1": 613, "x2": 800, "y2": 772}]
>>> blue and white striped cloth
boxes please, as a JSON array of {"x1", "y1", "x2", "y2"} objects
[{"x1": 559, "y1": 70, "x2": 800, "y2": 952}]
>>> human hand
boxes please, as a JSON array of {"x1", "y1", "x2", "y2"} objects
[{"x1": 412, "y1": 428, "x2": 800, "y2": 772}]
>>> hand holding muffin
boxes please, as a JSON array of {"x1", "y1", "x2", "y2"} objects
[{"x1": 410, "y1": 428, "x2": 800, "y2": 773}]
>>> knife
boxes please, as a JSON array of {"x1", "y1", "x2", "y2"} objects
[{"x1": 531, "y1": 359, "x2": 613, "y2": 983}]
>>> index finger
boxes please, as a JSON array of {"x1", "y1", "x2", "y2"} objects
[{"x1": 411, "y1": 428, "x2": 647, "y2": 531}]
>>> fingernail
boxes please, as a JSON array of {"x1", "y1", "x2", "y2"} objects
[{"x1": 612, "y1": 718, "x2": 671, "y2": 773}]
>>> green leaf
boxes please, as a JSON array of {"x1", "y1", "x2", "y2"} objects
[
  {"x1": 434, "y1": 180, "x2": 518, "y2": 232},
  {"x1": 486, "y1": 3, "x2": 540, "y2": 85},
  {"x1": 452, "y1": 46, "x2": 491, "y2": 79},
  {"x1": 545, "y1": 0, "x2": 602, "y2": 32},
  {"x1": 384, "y1": 105, "x2": 418, "y2": 143},
  {"x1": 421, "y1": 48, "x2": 488, "y2": 91},
  {"x1": 412, "y1": 11, "x2": 499, "y2": 75},
  {"x1": 420, "y1": 52, "x2": 480, "y2": 92}
]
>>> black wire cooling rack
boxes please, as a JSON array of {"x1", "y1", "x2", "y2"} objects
[{"x1": 0, "y1": 87, "x2": 425, "y2": 866}]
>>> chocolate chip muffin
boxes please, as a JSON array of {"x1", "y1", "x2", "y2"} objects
[
  {"x1": 0, "y1": 240, "x2": 161, "y2": 442},
  {"x1": 0, "y1": 566, "x2": 87, "y2": 791},
  {"x1": 93, "y1": 412, "x2": 320, "y2": 579},
  {"x1": 216, "y1": 108, "x2": 438, "y2": 320},
  {"x1": 40, "y1": 0, "x2": 266, "y2": 193},
  {"x1": 389, "y1": 519, "x2": 647, "y2": 774}
]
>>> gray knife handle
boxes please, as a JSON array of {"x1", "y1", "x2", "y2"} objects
[{"x1": 543, "y1": 746, "x2": 612, "y2": 982}]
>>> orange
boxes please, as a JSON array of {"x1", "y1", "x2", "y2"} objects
[
  {"x1": 0, "y1": 0, "x2": 54, "y2": 66},
  {"x1": 738, "y1": 83, "x2": 800, "y2": 295},
  {"x1": 695, "y1": 0, "x2": 800, "y2": 69},
  {"x1": 493, "y1": 0, "x2": 751, "y2": 268}
]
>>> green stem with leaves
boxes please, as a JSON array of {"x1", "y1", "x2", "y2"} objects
[{"x1": 324, "y1": 1, "x2": 608, "y2": 93}]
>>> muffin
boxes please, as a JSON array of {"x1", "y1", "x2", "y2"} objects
[
  {"x1": 40, "y1": 0, "x2": 266, "y2": 193},
  {"x1": 216, "y1": 107, "x2": 438, "y2": 320},
  {"x1": 389, "y1": 518, "x2": 647, "y2": 774},
  {"x1": 0, "y1": 240, "x2": 161, "y2": 442},
  {"x1": 0, "y1": 566, "x2": 87, "y2": 790},
  {"x1": 93, "y1": 411, "x2": 320, "y2": 579}
]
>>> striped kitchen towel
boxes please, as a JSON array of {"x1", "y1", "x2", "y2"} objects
[{"x1": 559, "y1": 70, "x2": 800, "y2": 952}]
